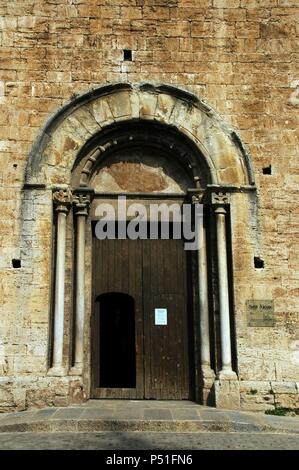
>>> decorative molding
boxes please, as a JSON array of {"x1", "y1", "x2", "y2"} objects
[
  {"x1": 22, "y1": 183, "x2": 46, "y2": 190},
  {"x1": 78, "y1": 128, "x2": 204, "y2": 189},
  {"x1": 79, "y1": 142, "x2": 116, "y2": 186},
  {"x1": 206, "y1": 184, "x2": 256, "y2": 193}
]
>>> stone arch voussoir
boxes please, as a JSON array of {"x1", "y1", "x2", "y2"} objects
[{"x1": 25, "y1": 83, "x2": 254, "y2": 188}]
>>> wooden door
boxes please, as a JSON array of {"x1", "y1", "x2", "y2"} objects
[
  {"x1": 91, "y1": 225, "x2": 193, "y2": 400},
  {"x1": 92, "y1": 236, "x2": 144, "y2": 399},
  {"x1": 143, "y1": 237, "x2": 191, "y2": 399}
]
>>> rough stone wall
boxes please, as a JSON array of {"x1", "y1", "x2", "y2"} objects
[{"x1": 0, "y1": 0, "x2": 299, "y2": 411}]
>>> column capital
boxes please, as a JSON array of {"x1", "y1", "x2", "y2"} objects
[
  {"x1": 211, "y1": 191, "x2": 230, "y2": 207},
  {"x1": 187, "y1": 188, "x2": 204, "y2": 205},
  {"x1": 53, "y1": 188, "x2": 72, "y2": 213},
  {"x1": 73, "y1": 192, "x2": 91, "y2": 217},
  {"x1": 191, "y1": 193, "x2": 203, "y2": 205}
]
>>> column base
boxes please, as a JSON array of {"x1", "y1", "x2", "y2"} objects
[
  {"x1": 200, "y1": 365, "x2": 216, "y2": 406},
  {"x1": 201, "y1": 365, "x2": 216, "y2": 379},
  {"x1": 47, "y1": 366, "x2": 67, "y2": 377},
  {"x1": 218, "y1": 369, "x2": 238, "y2": 380},
  {"x1": 69, "y1": 364, "x2": 83, "y2": 376}
]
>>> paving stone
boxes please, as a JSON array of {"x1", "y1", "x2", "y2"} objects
[
  {"x1": 35, "y1": 408, "x2": 57, "y2": 417},
  {"x1": 111, "y1": 409, "x2": 144, "y2": 420},
  {"x1": 144, "y1": 409, "x2": 172, "y2": 420},
  {"x1": 81, "y1": 408, "x2": 117, "y2": 420},
  {"x1": 50, "y1": 408, "x2": 84, "y2": 420},
  {"x1": 199, "y1": 411, "x2": 231, "y2": 422},
  {"x1": 224, "y1": 410, "x2": 265, "y2": 425},
  {"x1": 170, "y1": 409, "x2": 201, "y2": 420},
  {"x1": 261, "y1": 415, "x2": 299, "y2": 433}
]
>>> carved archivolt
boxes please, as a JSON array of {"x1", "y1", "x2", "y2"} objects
[{"x1": 25, "y1": 84, "x2": 255, "y2": 189}]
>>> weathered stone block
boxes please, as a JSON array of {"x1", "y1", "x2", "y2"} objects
[
  {"x1": 271, "y1": 381, "x2": 298, "y2": 394},
  {"x1": 53, "y1": 396, "x2": 69, "y2": 408},
  {"x1": 107, "y1": 92, "x2": 132, "y2": 120},
  {"x1": 214, "y1": 380, "x2": 241, "y2": 410}
]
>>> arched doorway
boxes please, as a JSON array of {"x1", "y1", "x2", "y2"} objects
[
  {"x1": 23, "y1": 83, "x2": 256, "y2": 407},
  {"x1": 88, "y1": 122, "x2": 199, "y2": 399}
]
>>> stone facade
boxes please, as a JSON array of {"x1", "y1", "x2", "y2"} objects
[{"x1": 0, "y1": 1, "x2": 299, "y2": 412}]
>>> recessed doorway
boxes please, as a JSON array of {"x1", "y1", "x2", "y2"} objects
[{"x1": 91, "y1": 221, "x2": 194, "y2": 400}]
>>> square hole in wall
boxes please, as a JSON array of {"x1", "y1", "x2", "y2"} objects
[
  {"x1": 262, "y1": 165, "x2": 272, "y2": 175},
  {"x1": 254, "y1": 257, "x2": 264, "y2": 269},
  {"x1": 12, "y1": 259, "x2": 21, "y2": 268},
  {"x1": 123, "y1": 49, "x2": 132, "y2": 61}
]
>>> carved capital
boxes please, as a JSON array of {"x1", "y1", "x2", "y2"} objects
[
  {"x1": 211, "y1": 191, "x2": 230, "y2": 206},
  {"x1": 191, "y1": 194, "x2": 203, "y2": 205},
  {"x1": 187, "y1": 188, "x2": 204, "y2": 205},
  {"x1": 73, "y1": 192, "x2": 91, "y2": 217},
  {"x1": 53, "y1": 188, "x2": 72, "y2": 213}
]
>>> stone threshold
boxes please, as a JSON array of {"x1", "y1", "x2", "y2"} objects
[{"x1": 0, "y1": 401, "x2": 299, "y2": 435}]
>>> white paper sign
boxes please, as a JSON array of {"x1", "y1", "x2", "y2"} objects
[{"x1": 155, "y1": 308, "x2": 167, "y2": 325}]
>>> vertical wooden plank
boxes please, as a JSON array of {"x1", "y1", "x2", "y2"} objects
[
  {"x1": 142, "y1": 238, "x2": 150, "y2": 399},
  {"x1": 133, "y1": 238, "x2": 144, "y2": 399}
]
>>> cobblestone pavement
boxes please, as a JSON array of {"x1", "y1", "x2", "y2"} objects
[{"x1": 0, "y1": 431, "x2": 299, "y2": 450}]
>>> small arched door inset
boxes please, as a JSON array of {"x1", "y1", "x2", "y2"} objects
[{"x1": 96, "y1": 292, "x2": 136, "y2": 389}]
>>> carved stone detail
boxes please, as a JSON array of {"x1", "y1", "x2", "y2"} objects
[
  {"x1": 53, "y1": 188, "x2": 72, "y2": 213},
  {"x1": 73, "y1": 193, "x2": 91, "y2": 217},
  {"x1": 191, "y1": 193, "x2": 203, "y2": 205},
  {"x1": 187, "y1": 188, "x2": 204, "y2": 204},
  {"x1": 211, "y1": 191, "x2": 230, "y2": 206}
]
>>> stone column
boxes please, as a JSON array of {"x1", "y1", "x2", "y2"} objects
[
  {"x1": 190, "y1": 193, "x2": 215, "y2": 404},
  {"x1": 212, "y1": 192, "x2": 236, "y2": 379},
  {"x1": 70, "y1": 193, "x2": 91, "y2": 375},
  {"x1": 198, "y1": 215, "x2": 213, "y2": 374},
  {"x1": 48, "y1": 189, "x2": 72, "y2": 376},
  {"x1": 192, "y1": 196, "x2": 213, "y2": 375}
]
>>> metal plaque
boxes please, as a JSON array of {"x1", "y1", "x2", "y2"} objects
[
  {"x1": 246, "y1": 300, "x2": 274, "y2": 327},
  {"x1": 155, "y1": 308, "x2": 167, "y2": 325}
]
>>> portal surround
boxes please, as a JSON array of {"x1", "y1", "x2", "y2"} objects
[{"x1": 23, "y1": 83, "x2": 256, "y2": 408}]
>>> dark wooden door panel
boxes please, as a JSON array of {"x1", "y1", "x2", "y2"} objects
[
  {"x1": 143, "y1": 237, "x2": 190, "y2": 400},
  {"x1": 144, "y1": 293, "x2": 189, "y2": 399},
  {"x1": 92, "y1": 228, "x2": 192, "y2": 400},
  {"x1": 92, "y1": 236, "x2": 144, "y2": 399}
]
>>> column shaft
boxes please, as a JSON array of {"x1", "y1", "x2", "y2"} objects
[
  {"x1": 70, "y1": 193, "x2": 90, "y2": 375},
  {"x1": 72, "y1": 214, "x2": 86, "y2": 371},
  {"x1": 48, "y1": 189, "x2": 72, "y2": 376},
  {"x1": 215, "y1": 206, "x2": 233, "y2": 373},
  {"x1": 52, "y1": 210, "x2": 67, "y2": 369},
  {"x1": 198, "y1": 216, "x2": 211, "y2": 368}
]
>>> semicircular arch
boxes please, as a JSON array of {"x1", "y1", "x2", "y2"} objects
[{"x1": 25, "y1": 83, "x2": 255, "y2": 188}]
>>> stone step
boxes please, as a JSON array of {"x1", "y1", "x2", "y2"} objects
[{"x1": 1, "y1": 416, "x2": 299, "y2": 435}]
